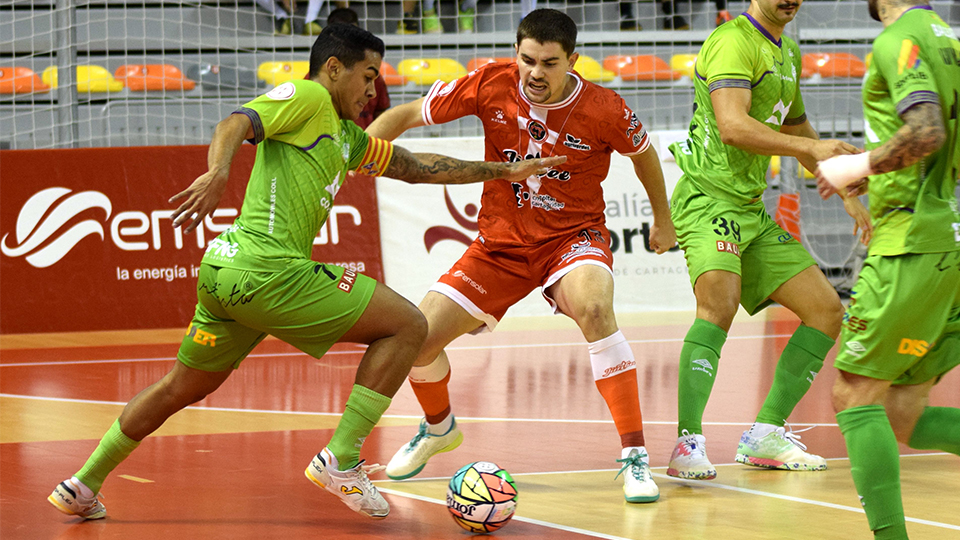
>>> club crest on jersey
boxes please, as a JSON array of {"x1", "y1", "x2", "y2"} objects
[
  {"x1": 632, "y1": 129, "x2": 647, "y2": 147},
  {"x1": 527, "y1": 119, "x2": 548, "y2": 141},
  {"x1": 563, "y1": 134, "x2": 591, "y2": 151}
]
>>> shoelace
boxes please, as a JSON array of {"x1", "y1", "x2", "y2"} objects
[
  {"x1": 776, "y1": 424, "x2": 812, "y2": 451},
  {"x1": 678, "y1": 429, "x2": 703, "y2": 455},
  {"x1": 614, "y1": 451, "x2": 649, "y2": 481},
  {"x1": 406, "y1": 421, "x2": 430, "y2": 450}
]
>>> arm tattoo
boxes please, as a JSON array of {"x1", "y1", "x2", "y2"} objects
[
  {"x1": 383, "y1": 145, "x2": 508, "y2": 185},
  {"x1": 782, "y1": 113, "x2": 807, "y2": 127},
  {"x1": 869, "y1": 102, "x2": 946, "y2": 175}
]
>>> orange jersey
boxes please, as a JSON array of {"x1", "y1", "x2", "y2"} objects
[{"x1": 422, "y1": 62, "x2": 650, "y2": 248}]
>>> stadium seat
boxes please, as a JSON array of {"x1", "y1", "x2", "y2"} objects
[
  {"x1": 41, "y1": 65, "x2": 123, "y2": 93},
  {"x1": 466, "y1": 57, "x2": 515, "y2": 72},
  {"x1": 397, "y1": 58, "x2": 467, "y2": 85},
  {"x1": 186, "y1": 63, "x2": 264, "y2": 92},
  {"x1": 572, "y1": 55, "x2": 615, "y2": 82},
  {"x1": 865, "y1": 52, "x2": 873, "y2": 70},
  {"x1": 257, "y1": 61, "x2": 310, "y2": 86},
  {"x1": 801, "y1": 53, "x2": 866, "y2": 79},
  {"x1": 114, "y1": 64, "x2": 195, "y2": 91},
  {"x1": 0, "y1": 66, "x2": 50, "y2": 94},
  {"x1": 670, "y1": 54, "x2": 698, "y2": 79},
  {"x1": 380, "y1": 61, "x2": 407, "y2": 86},
  {"x1": 603, "y1": 55, "x2": 681, "y2": 81}
]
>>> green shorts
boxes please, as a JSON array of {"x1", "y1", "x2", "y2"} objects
[
  {"x1": 834, "y1": 251, "x2": 960, "y2": 385},
  {"x1": 177, "y1": 260, "x2": 376, "y2": 372},
  {"x1": 671, "y1": 178, "x2": 815, "y2": 315}
]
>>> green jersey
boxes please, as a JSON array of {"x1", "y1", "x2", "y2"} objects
[
  {"x1": 863, "y1": 6, "x2": 960, "y2": 256},
  {"x1": 670, "y1": 14, "x2": 806, "y2": 206},
  {"x1": 202, "y1": 79, "x2": 394, "y2": 271}
]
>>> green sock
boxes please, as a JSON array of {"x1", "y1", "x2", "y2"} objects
[
  {"x1": 678, "y1": 318, "x2": 727, "y2": 436},
  {"x1": 836, "y1": 405, "x2": 907, "y2": 539},
  {"x1": 908, "y1": 406, "x2": 960, "y2": 455},
  {"x1": 327, "y1": 384, "x2": 392, "y2": 470},
  {"x1": 75, "y1": 419, "x2": 141, "y2": 493},
  {"x1": 755, "y1": 325, "x2": 834, "y2": 426}
]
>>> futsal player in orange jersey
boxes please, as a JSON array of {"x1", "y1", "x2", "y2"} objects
[{"x1": 367, "y1": 8, "x2": 676, "y2": 503}]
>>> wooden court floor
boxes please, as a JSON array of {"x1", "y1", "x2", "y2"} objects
[{"x1": 2, "y1": 307, "x2": 958, "y2": 539}]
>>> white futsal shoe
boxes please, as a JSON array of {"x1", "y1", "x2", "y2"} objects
[
  {"x1": 305, "y1": 448, "x2": 390, "y2": 519},
  {"x1": 616, "y1": 447, "x2": 660, "y2": 503},
  {"x1": 386, "y1": 417, "x2": 463, "y2": 480},
  {"x1": 48, "y1": 477, "x2": 106, "y2": 519},
  {"x1": 667, "y1": 430, "x2": 718, "y2": 480}
]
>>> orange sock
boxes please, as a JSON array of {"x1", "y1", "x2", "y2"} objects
[
  {"x1": 589, "y1": 331, "x2": 645, "y2": 448},
  {"x1": 409, "y1": 355, "x2": 452, "y2": 425}
]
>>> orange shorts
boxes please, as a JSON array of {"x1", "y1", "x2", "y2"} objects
[{"x1": 431, "y1": 226, "x2": 614, "y2": 332}]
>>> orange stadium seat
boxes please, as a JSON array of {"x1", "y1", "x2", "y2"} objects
[
  {"x1": 670, "y1": 54, "x2": 698, "y2": 79},
  {"x1": 114, "y1": 64, "x2": 196, "y2": 91},
  {"x1": 801, "y1": 53, "x2": 866, "y2": 79},
  {"x1": 603, "y1": 55, "x2": 682, "y2": 81},
  {"x1": 466, "y1": 57, "x2": 515, "y2": 72},
  {"x1": 380, "y1": 61, "x2": 407, "y2": 86},
  {"x1": 573, "y1": 55, "x2": 615, "y2": 82},
  {"x1": 41, "y1": 65, "x2": 123, "y2": 93},
  {"x1": 397, "y1": 58, "x2": 467, "y2": 85},
  {"x1": 257, "y1": 61, "x2": 310, "y2": 86},
  {"x1": 0, "y1": 66, "x2": 50, "y2": 94}
]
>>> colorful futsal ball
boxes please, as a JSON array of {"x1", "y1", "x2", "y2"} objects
[{"x1": 446, "y1": 461, "x2": 518, "y2": 533}]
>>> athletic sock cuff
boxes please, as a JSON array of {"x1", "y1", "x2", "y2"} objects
[
  {"x1": 789, "y1": 325, "x2": 835, "y2": 358},
  {"x1": 835, "y1": 404, "x2": 886, "y2": 434},
  {"x1": 346, "y1": 384, "x2": 392, "y2": 423},
  {"x1": 685, "y1": 318, "x2": 727, "y2": 355},
  {"x1": 106, "y1": 419, "x2": 141, "y2": 455},
  {"x1": 408, "y1": 354, "x2": 450, "y2": 383},
  {"x1": 588, "y1": 330, "x2": 627, "y2": 354}
]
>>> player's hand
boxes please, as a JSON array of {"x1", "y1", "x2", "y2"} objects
[
  {"x1": 500, "y1": 155, "x2": 567, "y2": 183},
  {"x1": 169, "y1": 169, "x2": 230, "y2": 233},
  {"x1": 809, "y1": 139, "x2": 861, "y2": 163},
  {"x1": 648, "y1": 219, "x2": 677, "y2": 255},
  {"x1": 841, "y1": 194, "x2": 873, "y2": 246}
]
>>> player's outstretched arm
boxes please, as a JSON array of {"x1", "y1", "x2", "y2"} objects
[
  {"x1": 711, "y1": 87, "x2": 859, "y2": 164},
  {"x1": 169, "y1": 113, "x2": 254, "y2": 233},
  {"x1": 816, "y1": 102, "x2": 946, "y2": 199},
  {"x1": 384, "y1": 145, "x2": 566, "y2": 185},
  {"x1": 366, "y1": 97, "x2": 427, "y2": 141},
  {"x1": 629, "y1": 146, "x2": 676, "y2": 254}
]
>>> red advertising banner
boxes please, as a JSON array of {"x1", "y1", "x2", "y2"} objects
[{"x1": 0, "y1": 145, "x2": 383, "y2": 334}]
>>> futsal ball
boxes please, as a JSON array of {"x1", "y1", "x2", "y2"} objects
[{"x1": 446, "y1": 461, "x2": 518, "y2": 533}]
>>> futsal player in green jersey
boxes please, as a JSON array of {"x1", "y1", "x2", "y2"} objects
[
  {"x1": 666, "y1": 0, "x2": 875, "y2": 480},
  {"x1": 816, "y1": 1, "x2": 960, "y2": 537},
  {"x1": 47, "y1": 24, "x2": 564, "y2": 521}
]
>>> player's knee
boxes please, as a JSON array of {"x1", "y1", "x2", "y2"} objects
[{"x1": 400, "y1": 305, "x2": 429, "y2": 347}]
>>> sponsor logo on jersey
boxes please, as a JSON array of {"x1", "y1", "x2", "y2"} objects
[
  {"x1": 186, "y1": 324, "x2": 218, "y2": 347},
  {"x1": 843, "y1": 314, "x2": 869, "y2": 333},
  {"x1": 452, "y1": 269, "x2": 487, "y2": 294},
  {"x1": 625, "y1": 110, "x2": 640, "y2": 135},
  {"x1": 562, "y1": 133, "x2": 591, "y2": 151},
  {"x1": 527, "y1": 119, "x2": 547, "y2": 141},
  {"x1": 337, "y1": 268, "x2": 358, "y2": 292},
  {"x1": 266, "y1": 82, "x2": 296, "y2": 100},
  {"x1": 559, "y1": 239, "x2": 605, "y2": 263},
  {"x1": 897, "y1": 338, "x2": 929, "y2": 357},
  {"x1": 632, "y1": 130, "x2": 646, "y2": 147},
  {"x1": 490, "y1": 109, "x2": 507, "y2": 125},
  {"x1": 898, "y1": 40, "x2": 921, "y2": 74},
  {"x1": 895, "y1": 70, "x2": 929, "y2": 89},
  {"x1": 438, "y1": 79, "x2": 457, "y2": 97},
  {"x1": 845, "y1": 340, "x2": 866, "y2": 358},
  {"x1": 716, "y1": 240, "x2": 740, "y2": 257}
]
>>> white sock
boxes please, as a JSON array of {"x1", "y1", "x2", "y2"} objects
[
  {"x1": 70, "y1": 476, "x2": 95, "y2": 498},
  {"x1": 427, "y1": 414, "x2": 454, "y2": 436},
  {"x1": 748, "y1": 422, "x2": 778, "y2": 438}
]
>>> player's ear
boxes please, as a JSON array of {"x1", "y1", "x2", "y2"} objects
[
  {"x1": 567, "y1": 52, "x2": 579, "y2": 71},
  {"x1": 325, "y1": 57, "x2": 343, "y2": 80}
]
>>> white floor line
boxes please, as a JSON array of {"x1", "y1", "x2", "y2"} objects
[
  {"x1": 376, "y1": 487, "x2": 633, "y2": 540},
  {"x1": 0, "y1": 393, "x2": 837, "y2": 426},
  {"x1": 0, "y1": 333, "x2": 791, "y2": 368},
  {"x1": 649, "y1": 472, "x2": 960, "y2": 530}
]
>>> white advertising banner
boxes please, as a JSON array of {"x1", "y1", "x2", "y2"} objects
[{"x1": 377, "y1": 132, "x2": 696, "y2": 317}]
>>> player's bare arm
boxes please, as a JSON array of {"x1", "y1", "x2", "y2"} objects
[
  {"x1": 169, "y1": 113, "x2": 254, "y2": 233},
  {"x1": 366, "y1": 97, "x2": 427, "y2": 141},
  {"x1": 629, "y1": 147, "x2": 676, "y2": 254},
  {"x1": 781, "y1": 118, "x2": 873, "y2": 244},
  {"x1": 711, "y1": 87, "x2": 859, "y2": 163},
  {"x1": 385, "y1": 145, "x2": 567, "y2": 185},
  {"x1": 816, "y1": 102, "x2": 946, "y2": 199}
]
